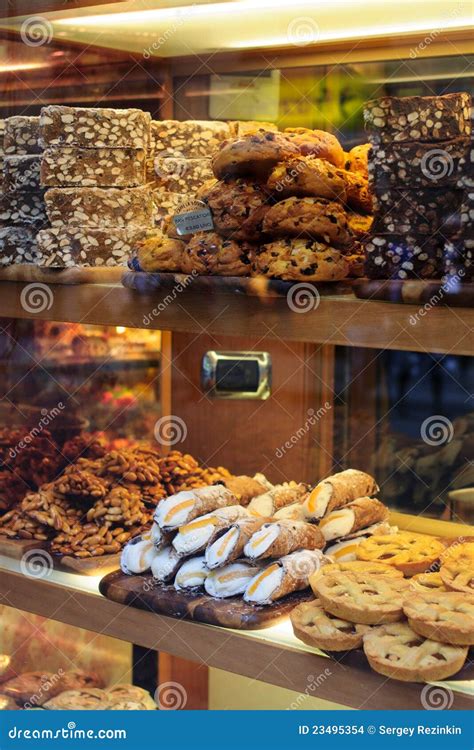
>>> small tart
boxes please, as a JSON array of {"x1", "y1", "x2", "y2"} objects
[
  {"x1": 363, "y1": 621, "x2": 468, "y2": 682},
  {"x1": 290, "y1": 599, "x2": 370, "y2": 651},
  {"x1": 312, "y1": 569, "x2": 409, "y2": 625},
  {"x1": 356, "y1": 531, "x2": 445, "y2": 576},
  {"x1": 411, "y1": 572, "x2": 446, "y2": 592},
  {"x1": 43, "y1": 688, "x2": 107, "y2": 710},
  {"x1": 403, "y1": 591, "x2": 474, "y2": 646},
  {"x1": 310, "y1": 559, "x2": 403, "y2": 593},
  {"x1": 439, "y1": 541, "x2": 474, "y2": 594},
  {"x1": 106, "y1": 684, "x2": 156, "y2": 709}
]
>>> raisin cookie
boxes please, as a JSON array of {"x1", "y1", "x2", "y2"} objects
[
  {"x1": 181, "y1": 232, "x2": 253, "y2": 276},
  {"x1": 347, "y1": 212, "x2": 373, "y2": 239},
  {"x1": 251, "y1": 238, "x2": 349, "y2": 282},
  {"x1": 130, "y1": 232, "x2": 184, "y2": 272},
  {"x1": 263, "y1": 197, "x2": 352, "y2": 247},
  {"x1": 363, "y1": 621, "x2": 467, "y2": 682},
  {"x1": 339, "y1": 170, "x2": 373, "y2": 213},
  {"x1": 199, "y1": 178, "x2": 271, "y2": 241},
  {"x1": 212, "y1": 132, "x2": 299, "y2": 179},
  {"x1": 290, "y1": 599, "x2": 370, "y2": 651},
  {"x1": 267, "y1": 156, "x2": 347, "y2": 201},
  {"x1": 343, "y1": 144, "x2": 371, "y2": 178},
  {"x1": 284, "y1": 128, "x2": 345, "y2": 167}
]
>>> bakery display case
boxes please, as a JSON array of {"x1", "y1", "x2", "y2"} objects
[{"x1": 0, "y1": 0, "x2": 473, "y2": 716}]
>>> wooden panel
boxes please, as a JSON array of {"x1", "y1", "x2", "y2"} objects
[
  {"x1": 168, "y1": 332, "x2": 335, "y2": 484},
  {"x1": 0, "y1": 569, "x2": 471, "y2": 710}
]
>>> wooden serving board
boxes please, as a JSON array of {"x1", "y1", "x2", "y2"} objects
[
  {"x1": 122, "y1": 271, "x2": 354, "y2": 299},
  {"x1": 354, "y1": 278, "x2": 474, "y2": 308},
  {"x1": 57, "y1": 553, "x2": 121, "y2": 577},
  {"x1": 0, "y1": 265, "x2": 124, "y2": 285},
  {"x1": 99, "y1": 570, "x2": 313, "y2": 630},
  {"x1": 0, "y1": 537, "x2": 47, "y2": 560}
]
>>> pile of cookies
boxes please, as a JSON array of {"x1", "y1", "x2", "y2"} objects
[
  {"x1": 0, "y1": 667, "x2": 155, "y2": 710},
  {"x1": 131, "y1": 126, "x2": 373, "y2": 281},
  {"x1": 291, "y1": 537, "x2": 474, "y2": 683},
  {"x1": 364, "y1": 91, "x2": 473, "y2": 280},
  {"x1": 0, "y1": 445, "x2": 231, "y2": 559}
]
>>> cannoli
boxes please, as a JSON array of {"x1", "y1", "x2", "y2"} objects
[
  {"x1": 247, "y1": 482, "x2": 309, "y2": 517},
  {"x1": 154, "y1": 485, "x2": 237, "y2": 530},
  {"x1": 318, "y1": 497, "x2": 389, "y2": 542},
  {"x1": 325, "y1": 521, "x2": 393, "y2": 561},
  {"x1": 150, "y1": 521, "x2": 173, "y2": 550},
  {"x1": 204, "y1": 561, "x2": 262, "y2": 598},
  {"x1": 150, "y1": 545, "x2": 182, "y2": 583},
  {"x1": 205, "y1": 517, "x2": 270, "y2": 569},
  {"x1": 244, "y1": 549, "x2": 328, "y2": 605},
  {"x1": 244, "y1": 520, "x2": 325, "y2": 560},
  {"x1": 120, "y1": 531, "x2": 157, "y2": 575},
  {"x1": 172, "y1": 505, "x2": 249, "y2": 557},
  {"x1": 174, "y1": 556, "x2": 208, "y2": 590},
  {"x1": 303, "y1": 469, "x2": 379, "y2": 520},
  {"x1": 218, "y1": 474, "x2": 271, "y2": 505},
  {"x1": 273, "y1": 502, "x2": 306, "y2": 521}
]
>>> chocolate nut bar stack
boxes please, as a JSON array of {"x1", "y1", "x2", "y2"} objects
[
  {"x1": 0, "y1": 116, "x2": 47, "y2": 267},
  {"x1": 36, "y1": 106, "x2": 153, "y2": 268},
  {"x1": 364, "y1": 92, "x2": 472, "y2": 280},
  {"x1": 148, "y1": 119, "x2": 230, "y2": 227}
]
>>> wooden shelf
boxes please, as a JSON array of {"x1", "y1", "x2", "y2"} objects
[
  {"x1": 0, "y1": 280, "x2": 473, "y2": 355},
  {"x1": 0, "y1": 566, "x2": 471, "y2": 710}
]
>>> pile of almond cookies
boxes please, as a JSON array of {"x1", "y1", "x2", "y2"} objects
[
  {"x1": 132, "y1": 126, "x2": 373, "y2": 282},
  {"x1": 290, "y1": 536, "x2": 474, "y2": 683}
]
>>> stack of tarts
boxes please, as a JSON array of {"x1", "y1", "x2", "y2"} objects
[
  {"x1": 131, "y1": 127, "x2": 373, "y2": 282},
  {"x1": 290, "y1": 539, "x2": 474, "y2": 683}
]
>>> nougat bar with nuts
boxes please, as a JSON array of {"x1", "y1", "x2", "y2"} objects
[
  {"x1": 460, "y1": 189, "x2": 473, "y2": 237},
  {"x1": 41, "y1": 147, "x2": 146, "y2": 188},
  {"x1": 151, "y1": 119, "x2": 230, "y2": 158},
  {"x1": 364, "y1": 234, "x2": 442, "y2": 279},
  {"x1": 37, "y1": 226, "x2": 147, "y2": 267},
  {"x1": 45, "y1": 186, "x2": 154, "y2": 228},
  {"x1": 364, "y1": 92, "x2": 472, "y2": 144},
  {"x1": 4, "y1": 116, "x2": 41, "y2": 155},
  {"x1": 0, "y1": 190, "x2": 47, "y2": 227},
  {"x1": 441, "y1": 238, "x2": 474, "y2": 282},
  {"x1": 4, "y1": 155, "x2": 41, "y2": 191},
  {"x1": 152, "y1": 190, "x2": 192, "y2": 225},
  {"x1": 372, "y1": 187, "x2": 464, "y2": 237},
  {"x1": 40, "y1": 105, "x2": 151, "y2": 149},
  {"x1": 152, "y1": 157, "x2": 213, "y2": 192},
  {"x1": 368, "y1": 137, "x2": 469, "y2": 189},
  {"x1": 0, "y1": 226, "x2": 42, "y2": 266}
]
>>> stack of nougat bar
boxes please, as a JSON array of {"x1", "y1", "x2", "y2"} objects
[
  {"x1": 363, "y1": 92, "x2": 472, "y2": 280},
  {"x1": 148, "y1": 119, "x2": 230, "y2": 226},
  {"x1": 36, "y1": 106, "x2": 155, "y2": 267},
  {"x1": 0, "y1": 116, "x2": 48, "y2": 266}
]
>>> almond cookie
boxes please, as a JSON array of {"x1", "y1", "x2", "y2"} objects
[
  {"x1": 290, "y1": 599, "x2": 370, "y2": 651},
  {"x1": 338, "y1": 170, "x2": 373, "y2": 214},
  {"x1": 199, "y1": 178, "x2": 271, "y2": 241},
  {"x1": 284, "y1": 128, "x2": 345, "y2": 167},
  {"x1": 403, "y1": 591, "x2": 474, "y2": 646},
  {"x1": 411, "y1": 572, "x2": 446, "y2": 592},
  {"x1": 439, "y1": 541, "x2": 474, "y2": 594},
  {"x1": 181, "y1": 232, "x2": 253, "y2": 276},
  {"x1": 363, "y1": 621, "x2": 468, "y2": 682},
  {"x1": 313, "y1": 569, "x2": 409, "y2": 624},
  {"x1": 356, "y1": 532, "x2": 445, "y2": 577},
  {"x1": 262, "y1": 197, "x2": 352, "y2": 247},
  {"x1": 267, "y1": 156, "x2": 347, "y2": 200},
  {"x1": 129, "y1": 232, "x2": 184, "y2": 272},
  {"x1": 212, "y1": 132, "x2": 299, "y2": 179},
  {"x1": 343, "y1": 144, "x2": 371, "y2": 178},
  {"x1": 250, "y1": 238, "x2": 349, "y2": 282}
]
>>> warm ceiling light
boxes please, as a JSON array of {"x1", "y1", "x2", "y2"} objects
[{"x1": 0, "y1": 62, "x2": 45, "y2": 73}]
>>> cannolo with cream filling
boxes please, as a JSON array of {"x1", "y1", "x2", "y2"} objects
[
  {"x1": 205, "y1": 516, "x2": 270, "y2": 569},
  {"x1": 318, "y1": 497, "x2": 389, "y2": 542},
  {"x1": 150, "y1": 521, "x2": 174, "y2": 550},
  {"x1": 325, "y1": 522, "x2": 394, "y2": 561},
  {"x1": 247, "y1": 482, "x2": 309, "y2": 517},
  {"x1": 218, "y1": 474, "x2": 272, "y2": 506},
  {"x1": 204, "y1": 561, "x2": 262, "y2": 598},
  {"x1": 244, "y1": 520, "x2": 325, "y2": 560},
  {"x1": 172, "y1": 505, "x2": 249, "y2": 556},
  {"x1": 273, "y1": 502, "x2": 306, "y2": 521},
  {"x1": 244, "y1": 549, "x2": 329, "y2": 605},
  {"x1": 174, "y1": 556, "x2": 208, "y2": 590},
  {"x1": 304, "y1": 469, "x2": 379, "y2": 520},
  {"x1": 154, "y1": 485, "x2": 237, "y2": 530},
  {"x1": 150, "y1": 545, "x2": 182, "y2": 583},
  {"x1": 120, "y1": 532, "x2": 157, "y2": 575}
]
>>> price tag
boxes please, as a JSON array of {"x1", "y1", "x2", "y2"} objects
[{"x1": 173, "y1": 200, "x2": 214, "y2": 236}]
